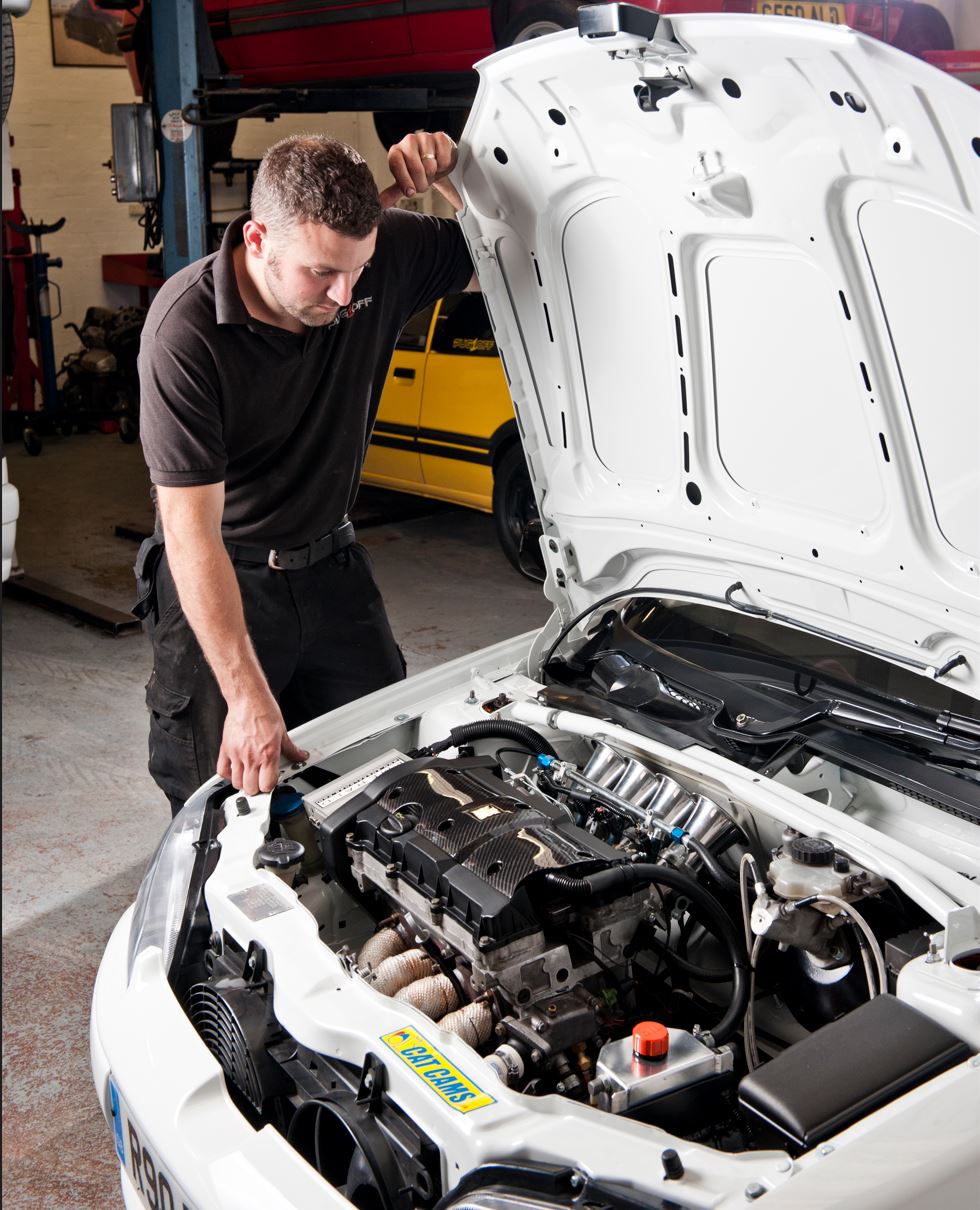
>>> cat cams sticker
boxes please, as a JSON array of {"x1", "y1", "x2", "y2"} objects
[{"x1": 381, "y1": 1027, "x2": 496, "y2": 1113}]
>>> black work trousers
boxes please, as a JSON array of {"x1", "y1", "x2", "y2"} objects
[{"x1": 136, "y1": 536, "x2": 405, "y2": 816}]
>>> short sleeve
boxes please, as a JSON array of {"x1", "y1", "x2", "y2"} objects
[
  {"x1": 138, "y1": 331, "x2": 227, "y2": 487},
  {"x1": 383, "y1": 210, "x2": 474, "y2": 323}
]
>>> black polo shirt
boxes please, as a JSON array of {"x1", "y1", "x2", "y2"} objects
[{"x1": 138, "y1": 209, "x2": 473, "y2": 549}]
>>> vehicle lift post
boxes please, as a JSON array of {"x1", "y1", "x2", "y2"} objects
[
  {"x1": 151, "y1": 0, "x2": 207, "y2": 278},
  {"x1": 5, "y1": 2, "x2": 205, "y2": 634}
]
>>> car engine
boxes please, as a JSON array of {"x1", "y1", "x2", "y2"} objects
[
  {"x1": 314, "y1": 752, "x2": 664, "y2": 1096},
  {"x1": 171, "y1": 682, "x2": 977, "y2": 1210},
  {"x1": 271, "y1": 713, "x2": 953, "y2": 1141}
]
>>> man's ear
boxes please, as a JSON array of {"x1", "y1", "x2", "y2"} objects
[{"x1": 242, "y1": 219, "x2": 268, "y2": 258}]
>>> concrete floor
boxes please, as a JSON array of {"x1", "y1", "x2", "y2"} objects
[{"x1": 1, "y1": 432, "x2": 550, "y2": 1209}]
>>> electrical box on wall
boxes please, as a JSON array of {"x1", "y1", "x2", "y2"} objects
[{"x1": 109, "y1": 104, "x2": 158, "y2": 203}]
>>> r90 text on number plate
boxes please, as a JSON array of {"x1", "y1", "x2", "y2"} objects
[{"x1": 109, "y1": 1077, "x2": 196, "y2": 1210}]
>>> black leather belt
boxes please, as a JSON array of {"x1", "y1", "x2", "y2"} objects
[{"x1": 226, "y1": 518, "x2": 355, "y2": 571}]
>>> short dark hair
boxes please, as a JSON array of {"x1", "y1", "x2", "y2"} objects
[{"x1": 250, "y1": 134, "x2": 381, "y2": 238}]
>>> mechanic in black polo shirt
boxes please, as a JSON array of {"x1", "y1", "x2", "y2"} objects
[{"x1": 136, "y1": 131, "x2": 477, "y2": 815}]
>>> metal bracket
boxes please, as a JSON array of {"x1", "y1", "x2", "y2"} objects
[
  {"x1": 188, "y1": 82, "x2": 477, "y2": 123},
  {"x1": 943, "y1": 906, "x2": 980, "y2": 966},
  {"x1": 635, "y1": 66, "x2": 692, "y2": 112},
  {"x1": 356, "y1": 1052, "x2": 388, "y2": 1113},
  {"x1": 541, "y1": 533, "x2": 574, "y2": 598},
  {"x1": 243, "y1": 939, "x2": 267, "y2": 985}
]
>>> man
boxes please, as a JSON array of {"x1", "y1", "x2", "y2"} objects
[{"x1": 136, "y1": 130, "x2": 477, "y2": 815}]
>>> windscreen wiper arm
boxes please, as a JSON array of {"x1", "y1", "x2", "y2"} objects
[{"x1": 724, "y1": 698, "x2": 980, "y2": 755}]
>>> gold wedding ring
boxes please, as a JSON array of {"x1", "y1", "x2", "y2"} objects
[{"x1": 421, "y1": 153, "x2": 437, "y2": 160}]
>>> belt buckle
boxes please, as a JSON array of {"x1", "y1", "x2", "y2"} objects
[{"x1": 268, "y1": 549, "x2": 286, "y2": 571}]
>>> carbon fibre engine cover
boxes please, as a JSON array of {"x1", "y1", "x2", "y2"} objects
[{"x1": 319, "y1": 757, "x2": 618, "y2": 950}]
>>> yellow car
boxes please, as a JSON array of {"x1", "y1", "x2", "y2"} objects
[{"x1": 362, "y1": 292, "x2": 537, "y2": 571}]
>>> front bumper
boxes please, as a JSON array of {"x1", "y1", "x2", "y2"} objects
[{"x1": 90, "y1": 907, "x2": 350, "y2": 1210}]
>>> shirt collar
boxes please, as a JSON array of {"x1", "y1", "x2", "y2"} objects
[{"x1": 213, "y1": 212, "x2": 251, "y2": 326}]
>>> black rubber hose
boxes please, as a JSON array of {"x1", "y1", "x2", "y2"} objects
[
  {"x1": 544, "y1": 863, "x2": 749, "y2": 1045},
  {"x1": 683, "y1": 835, "x2": 741, "y2": 896},
  {"x1": 426, "y1": 720, "x2": 558, "y2": 759},
  {"x1": 542, "y1": 871, "x2": 592, "y2": 897}
]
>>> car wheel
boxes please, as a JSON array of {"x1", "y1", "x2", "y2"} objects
[
  {"x1": 372, "y1": 108, "x2": 469, "y2": 151},
  {"x1": 500, "y1": 0, "x2": 580, "y2": 46},
  {"x1": 892, "y1": 3, "x2": 954, "y2": 58},
  {"x1": 492, "y1": 442, "x2": 538, "y2": 574},
  {"x1": 2, "y1": 13, "x2": 14, "y2": 125}
]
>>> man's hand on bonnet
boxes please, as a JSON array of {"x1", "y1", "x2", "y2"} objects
[
  {"x1": 381, "y1": 130, "x2": 462, "y2": 210},
  {"x1": 217, "y1": 691, "x2": 309, "y2": 797}
]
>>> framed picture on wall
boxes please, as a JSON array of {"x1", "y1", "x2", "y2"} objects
[{"x1": 50, "y1": 0, "x2": 126, "y2": 67}]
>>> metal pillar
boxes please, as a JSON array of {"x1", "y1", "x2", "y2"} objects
[{"x1": 151, "y1": 0, "x2": 207, "y2": 278}]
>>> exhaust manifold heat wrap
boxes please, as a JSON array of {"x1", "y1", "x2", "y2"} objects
[
  {"x1": 438, "y1": 1001, "x2": 494, "y2": 1047},
  {"x1": 369, "y1": 949, "x2": 436, "y2": 996},
  {"x1": 357, "y1": 927, "x2": 407, "y2": 972},
  {"x1": 394, "y1": 973, "x2": 460, "y2": 1019}
]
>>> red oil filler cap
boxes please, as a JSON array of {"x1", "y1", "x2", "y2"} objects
[{"x1": 633, "y1": 1021, "x2": 669, "y2": 1059}]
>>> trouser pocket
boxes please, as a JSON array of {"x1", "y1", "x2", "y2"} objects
[
  {"x1": 132, "y1": 532, "x2": 165, "y2": 622},
  {"x1": 146, "y1": 669, "x2": 199, "y2": 813},
  {"x1": 145, "y1": 670, "x2": 193, "y2": 744}
]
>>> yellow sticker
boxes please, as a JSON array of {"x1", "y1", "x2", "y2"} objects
[{"x1": 381, "y1": 1027, "x2": 497, "y2": 1113}]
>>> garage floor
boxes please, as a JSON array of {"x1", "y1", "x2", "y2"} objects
[{"x1": 1, "y1": 432, "x2": 550, "y2": 1209}]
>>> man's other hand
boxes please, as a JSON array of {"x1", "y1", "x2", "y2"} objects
[
  {"x1": 217, "y1": 692, "x2": 309, "y2": 796},
  {"x1": 381, "y1": 130, "x2": 463, "y2": 211}
]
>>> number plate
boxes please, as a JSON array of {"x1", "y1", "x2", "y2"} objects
[
  {"x1": 754, "y1": 2, "x2": 846, "y2": 24},
  {"x1": 109, "y1": 1077, "x2": 196, "y2": 1210}
]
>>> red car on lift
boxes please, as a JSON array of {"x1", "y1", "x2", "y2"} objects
[
  {"x1": 120, "y1": 1, "x2": 967, "y2": 144},
  {"x1": 201, "y1": 0, "x2": 959, "y2": 84}
]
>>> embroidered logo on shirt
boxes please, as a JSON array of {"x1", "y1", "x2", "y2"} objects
[{"x1": 327, "y1": 296, "x2": 373, "y2": 328}]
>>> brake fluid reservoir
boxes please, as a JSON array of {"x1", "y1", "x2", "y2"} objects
[{"x1": 769, "y1": 836, "x2": 850, "y2": 903}]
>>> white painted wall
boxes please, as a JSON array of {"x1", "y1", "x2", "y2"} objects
[{"x1": 931, "y1": 0, "x2": 980, "y2": 46}]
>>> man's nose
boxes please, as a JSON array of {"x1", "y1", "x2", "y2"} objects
[{"x1": 327, "y1": 273, "x2": 355, "y2": 306}]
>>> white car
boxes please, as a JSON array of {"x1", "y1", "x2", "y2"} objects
[
  {"x1": 91, "y1": 8, "x2": 980, "y2": 1210},
  {"x1": 2, "y1": 455, "x2": 19, "y2": 582}
]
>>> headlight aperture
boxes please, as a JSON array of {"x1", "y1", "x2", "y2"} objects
[{"x1": 127, "y1": 792, "x2": 212, "y2": 984}]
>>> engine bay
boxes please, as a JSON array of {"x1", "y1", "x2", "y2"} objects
[
  {"x1": 173, "y1": 620, "x2": 980, "y2": 1204},
  {"x1": 284, "y1": 711, "x2": 973, "y2": 1150}
]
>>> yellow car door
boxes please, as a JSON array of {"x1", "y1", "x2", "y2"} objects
[
  {"x1": 363, "y1": 301, "x2": 435, "y2": 488},
  {"x1": 416, "y1": 293, "x2": 514, "y2": 510}
]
